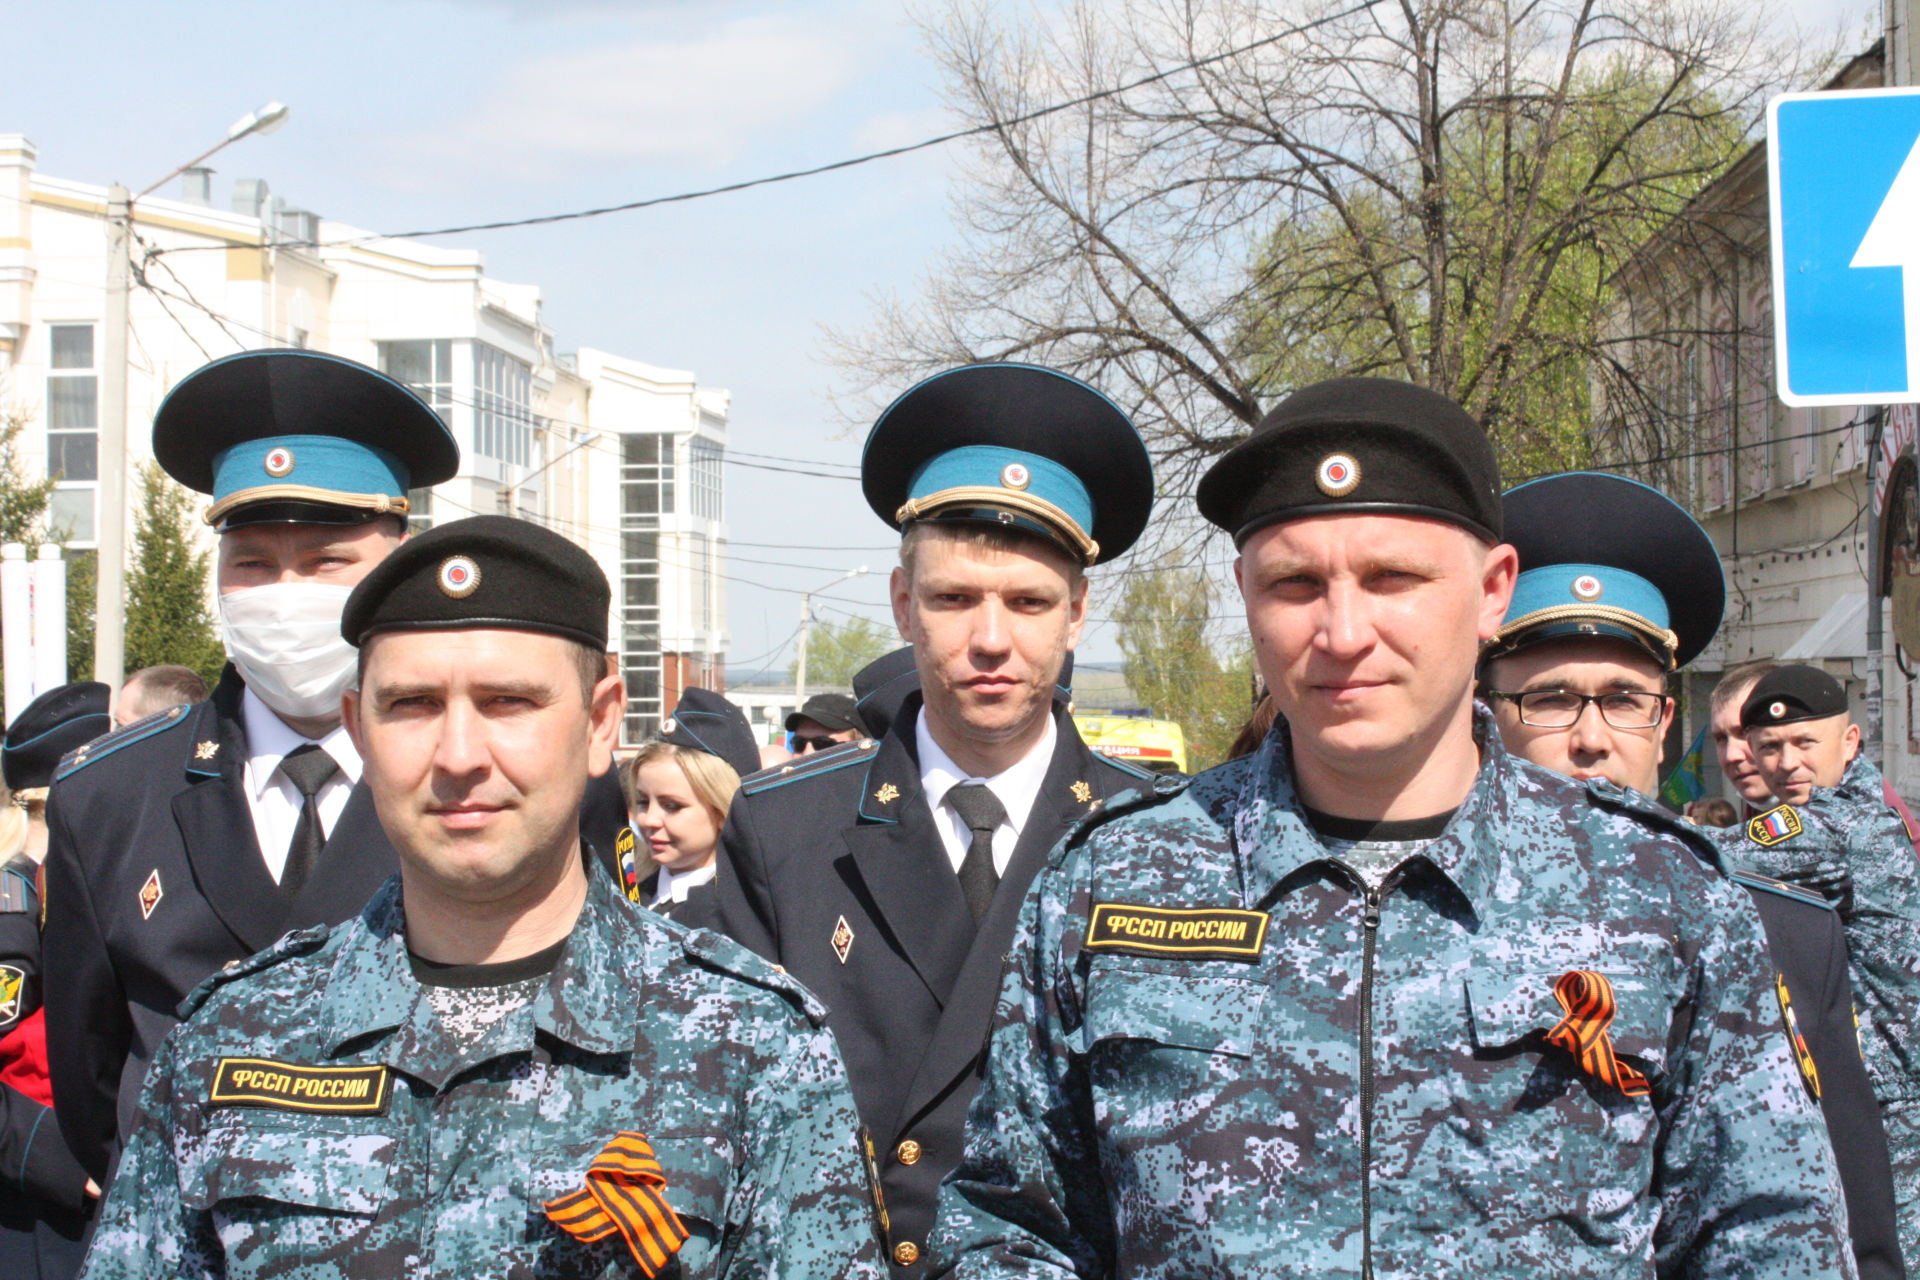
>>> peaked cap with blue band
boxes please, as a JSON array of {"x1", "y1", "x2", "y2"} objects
[
  {"x1": 1490, "y1": 471, "x2": 1725, "y2": 670},
  {"x1": 659, "y1": 687, "x2": 763, "y2": 781},
  {"x1": 153, "y1": 349, "x2": 458, "y2": 530},
  {"x1": 4, "y1": 680, "x2": 110, "y2": 791},
  {"x1": 861, "y1": 363, "x2": 1153, "y2": 565}
]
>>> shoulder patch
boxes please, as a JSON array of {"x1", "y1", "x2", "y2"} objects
[
  {"x1": 1733, "y1": 868, "x2": 1835, "y2": 911},
  {"x1": 1747, "y1": 803, "x2": 1804, "y2": 847},
  {"x1": 176, "y1": 923, "x2": 334, "y2": 1022},
  {"x1": 676, "y1": 925, "x2": 830, "y2": 1028},
  {"x1": 740, "y1": 739, "x2": 875, "y2": 797},
  {"x1": 52, "y1": 703, "x2": 194, "y2": 783}
]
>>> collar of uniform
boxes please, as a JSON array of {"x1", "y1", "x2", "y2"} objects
[
  {"x1": 857, "y1": 703, "x2": 926, "y2": 823},
  {"x1": 239, "y1": 686, "x2": 364, "y2": 798},
  {"x1": 183, "y1": 666, "x2": 250, "y2": 780},
  {"x1": 916, "y1": 708, "x2": 1056, "y2": 843},
  {"x1": 1231, "y1": 704, "x2": 1507, "y2": 911},
  {"x1": 319, "y1": 863, "x2": 636, "y2": 1065},
  {"x1": 652, "y1": 859, "x2": 717, "y2": 906}
]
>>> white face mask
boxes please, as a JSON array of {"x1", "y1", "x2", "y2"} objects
[{"x1": 218, "y1": 582, "x2": 359, "y2": 722}]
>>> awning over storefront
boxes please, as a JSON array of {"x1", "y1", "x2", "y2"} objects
[{"x1": 1780, "y1": 591, "x2": 1867, "y2": 662}]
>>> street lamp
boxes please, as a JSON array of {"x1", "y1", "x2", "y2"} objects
[
  {"x1": 794, "y1": 566, "x2": 869, "y2": 703},
  {"x1": 97, "y1": 102, "x2": 290, "y2": 693},
  {"x1": 502, "y1": 431, "x2": 601, "y2": 518}
]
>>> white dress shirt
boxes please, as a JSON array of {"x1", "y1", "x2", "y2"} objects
[
  {"x1": 917, "y1": 711, "x2": 1057, "y2": 876},
  {"x1": 240, "y1": 688, "x2": 362, "y2": 883},
  {"x1": 649, "y1": 859, "x2": 718, "y2": 908}
]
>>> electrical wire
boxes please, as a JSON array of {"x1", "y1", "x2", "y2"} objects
[{"x1": 146, "y1": 0, "x2": 1385, "y2": 258}]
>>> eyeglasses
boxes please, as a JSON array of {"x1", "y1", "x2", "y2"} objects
[
  {"x1": 787, "y1": 732, "x2": 841, "y2": 754},
  {"x1": 1487, "y1": 689, "x2": 1667, "y2": 730}
]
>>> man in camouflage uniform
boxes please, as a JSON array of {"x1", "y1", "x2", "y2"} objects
[
  {"x1": 81, "y1": 517, "x2": 882, "y2": 1280},
  {"x1": 928, "y1": 378, "x2": 1854, "y2": 1278},
  {"x1": 1735, "y1": 662, "x2": 1920, "y2": 1262}
]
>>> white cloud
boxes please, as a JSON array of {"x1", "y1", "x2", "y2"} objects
[{"x1": 428, "y1": 15, "x2": 860, "y2": 172}]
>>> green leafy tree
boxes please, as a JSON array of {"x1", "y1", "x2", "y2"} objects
[
  {"x1": 792, "y1": 616, "x2": 895, "y2": 691},
  {"x1": 1113, "y1": 557, "x2": 1252, "y2": 770},
  {"x1": 125, "y1": 462, "x2": 225, "y2": 685},
  {"x1": 0, "y1": 406, "x2": 56, "y2": 544}
]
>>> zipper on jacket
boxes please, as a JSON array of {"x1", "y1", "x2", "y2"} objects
[{"x1": 1359, "y1": 884, "x2": 1381, "y2": 1280}]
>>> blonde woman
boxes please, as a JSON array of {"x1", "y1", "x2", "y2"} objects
[{"x1": 622, "y1": 688, "x2": 760, "y2": 927}]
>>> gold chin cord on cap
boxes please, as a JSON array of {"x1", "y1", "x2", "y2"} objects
[
  {"x1": 203, "y1": 487, "x2": 412, "y2": 526},
  {"x1": 896, "y1": 486, "x2": 1099, "y2": 564},
  {"x1": 1487, "y1": 604, "x2": 1679, "y2": 671}
]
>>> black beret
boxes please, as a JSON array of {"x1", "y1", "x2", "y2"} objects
[
  {"x1": 4, "y1": 681, "x2": 110, "y2": 791},
  {"x1": 1742, "y1": 664, "x2": 1850, "y2": 730},
  {"x1": 863, "y1": 363, "x2": 1154, "y2": 566},
  {"x1": 660, "y1": 688, "x2": 761, "y2": 779},
  {"x1": 154, "y1": 349, "x2": 458, "y2": 530},
  {"x1": 1196, "y1": 377, "x2": 1502, "y2": 545},
  {"x1": 786, "y1": 693, "x2": 868, "y2": 737},
  {"x1": 1491, "y1": 472, "x2": 1725, "y2": 670},
  {"x1": 342, "y1": 515, "x2": 608, "y2": 649}
]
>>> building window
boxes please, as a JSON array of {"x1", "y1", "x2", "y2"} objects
[
  {"x1": 474, "y1": 343, "x2": 532, "y2": 467},
  {"x1": 46, "y1": 323, "x2": 97, "y2": 542},
  {"x1": 690, "y1": 437, "x2": 723, "y2": 521},
  {"x1": 376, "y1": 339, "x2": 454, "y2": 425},
  {"x1": 622, "y1": 433, "x2": 675, "y2": 516},
  {"x1": 621, "y1": 529, "x2": 663, "y2": 742}
]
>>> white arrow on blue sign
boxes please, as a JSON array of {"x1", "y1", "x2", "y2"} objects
[{"x1": 1769, "y1": 87, "x2": 1920, "y2": 407}]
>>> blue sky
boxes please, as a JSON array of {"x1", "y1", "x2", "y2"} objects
[{"x1": 0, "y1": 0, "x2": 1885, "y2": 671}]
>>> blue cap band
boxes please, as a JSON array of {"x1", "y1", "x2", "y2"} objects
[
  {"x1": 211, "y1": 434, "x2": 411, "y2": 516},
  {"x1": 1503, "y1": 562, "x2": 1670, "y2": 632},
  {"x1": 906, "y1": 445, "x2": 1095, "y2": 537}
]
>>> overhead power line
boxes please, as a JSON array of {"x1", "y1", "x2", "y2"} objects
[{"x1": 148, "y1": 0, "x2": 1383, "y2": 258}]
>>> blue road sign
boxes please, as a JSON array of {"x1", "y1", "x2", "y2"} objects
[{"x1": 1769, "y1": 88, "x2": 1920, "y2": 407}]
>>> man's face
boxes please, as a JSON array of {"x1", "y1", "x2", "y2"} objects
[
  {"x1": 1236, "y1": 513, "x2": 1516, "y2": 777},
  {"x1": 1710, "y1": 679, "x2": 1774, "y2": 806},
  {"x1": 1486, "y1": 639, "x2": 1673, "y2": 794},
  {"x1": 345, "y1": 629, "x2": 622, "y2": 904},
  {"x1": 1747, "y1": 713, "x2": 1860, "y2": 805},
  {"x1": 891, "y1": 531, "x2": 1086, "y2": 752},
  {"x1": 216, "y1": 520, "x2": 403, "y2": 595},
  {"x1": 789, "y1": 717, "x2": 858, "y2": 753}
]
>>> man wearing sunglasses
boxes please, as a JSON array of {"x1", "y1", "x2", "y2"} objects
[
  {"x1": 786, "y1": 694, "x2": 870, "y2": 755},
  {"x1": 1482, "y1": 471, "x2": 1903, "y2": 1280}
]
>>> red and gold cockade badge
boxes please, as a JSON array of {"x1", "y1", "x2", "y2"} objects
[
  {"x1": 544, "y1": 1132, "x2": 689, "y2": 1276},
  {"x1": 1545, "y1": 970, "x2": 1651, "y2": 1098}
]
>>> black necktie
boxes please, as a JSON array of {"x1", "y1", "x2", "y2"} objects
[
  {"x1": 947, "y1": 783, "x2": 1006, "y2": 925},
  {"x1": 279, "y1": 744, "x2": 340, "y2": 900}
]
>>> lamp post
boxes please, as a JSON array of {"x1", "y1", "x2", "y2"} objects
[
  {"x1": 794, "y1": 566, "x2": 869, "y2": 704},
  {"x1": 502, "y1": 430, "x2": 600, "y2": 518},
  {"x1": 96, "y1": 102, "x2": 289, "y2": 694}
]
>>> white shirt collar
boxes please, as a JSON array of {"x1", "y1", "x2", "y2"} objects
[
  {"x1": 653, "y1": 859, "x2": 717, "y2": 905},
  {"x1": 240, "y1": 687, "x2": 363, "y2": 798},
  {"x1": 916, "y1": 708, "x2": 1057, "y2": 839}
]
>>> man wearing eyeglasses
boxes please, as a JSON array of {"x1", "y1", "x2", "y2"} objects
[{"x1": 1482, "y1": 472, "x2": 1903, "y2": 1280}]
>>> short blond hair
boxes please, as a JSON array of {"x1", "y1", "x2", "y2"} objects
[
  {"x1": 1712, "y1": 659, "x2": 1778, "y2": 717},
  {"x1": 623, "y1": 741, "x2": 741, "y2": 829}
]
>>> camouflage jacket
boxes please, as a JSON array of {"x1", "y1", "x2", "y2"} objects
[
  {"x1": 929, "y1": 714, "x2": 1854, "y2": 1279},
  {"x1": 80, "y1": 867, "x2": 885, "y2": 1280},
  {"x1": 1726, "y1": 755, "x2": 1920, "y2": 1103}
]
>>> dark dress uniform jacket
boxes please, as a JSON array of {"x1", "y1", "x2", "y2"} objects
[
  {"x1": 1736, "y1": 868, "x2": 1907, "y2": 1280},
  {"x1": 43, "y1": 668, "x2": 638, "y2": 1187},
  {"x1": 712, "y1": 697, "x2": 1156, "y2": 1273},
  {"x1": 0, "y1": 854, "x2": 89, "y2": 1280}
]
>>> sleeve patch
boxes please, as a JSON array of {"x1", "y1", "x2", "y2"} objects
[{"x1": 1748, "y1": 804, "x2": 1804, "y2": 847}]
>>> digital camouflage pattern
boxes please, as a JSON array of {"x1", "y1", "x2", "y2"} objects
[
  {"x1": 929, "y1": 713, "x2": 1855, "y2": 1279},
  {"x1": 1720, "y1": 753, "x2": 1920, "y2": 1263},
  {"x1": 81, "y1": 868, "x2": 885, "y2": 1280}
]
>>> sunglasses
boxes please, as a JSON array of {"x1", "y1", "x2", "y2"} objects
[{"x1": 787, "y1": 732, "x2": 841, "y2": 754}]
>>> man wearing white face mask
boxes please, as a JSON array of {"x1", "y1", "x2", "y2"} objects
[{"x1": 40, "y1": 349, "x2": 460, "y2": 1190}]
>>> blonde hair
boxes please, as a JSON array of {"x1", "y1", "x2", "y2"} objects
[
  {"x1": 624, "y1": 741, "x2": 741, "y2": 828},
  {"x1": 0, "y1": 803, "x2": 24, "y2": 860}
]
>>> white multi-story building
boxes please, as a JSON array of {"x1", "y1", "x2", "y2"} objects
[{"x1": 0, "y1": 135, "x2": 728, "y2": 742}]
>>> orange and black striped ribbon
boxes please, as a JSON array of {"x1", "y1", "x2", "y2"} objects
[
  {"x1": 543, "y1": 1132, "x2": 688, "y2": 1276},
  {"x1": 1545, "y1": 970, "x2": 1651, "y2": 1098}
]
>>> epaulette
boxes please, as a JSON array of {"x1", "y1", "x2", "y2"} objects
[
  {"x1": 52, "y1": 703, "x2": 194, "y2": 783},
  {"x1": 1090, "y1": 751, "x2": 1158, "y2": 782},
  {"x1": 1059, "y1": 772, "x2": 1192, "y2": 859},
  {"x1": 676, "y1": 925, "x2": 830, "y2": 1028},
  {"x1": 0, "y1": 855, "x2": 34, "y2": 915},
  {"x1": 1743, "y1": 802, "x2": 1805, "y2": 849},
  {"x1": 176, "y1": 922, "x2": 333, "y2": 1021},
  {"x1": 1733, "y1": 868, "x2": 1834, "y2": 912},
  {"x1": 1582, "y1": 776, "x2": 1732, "y2": 875},
  {"x1": 740, "y1": 738, "x2": 878, "y2": 797}
]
